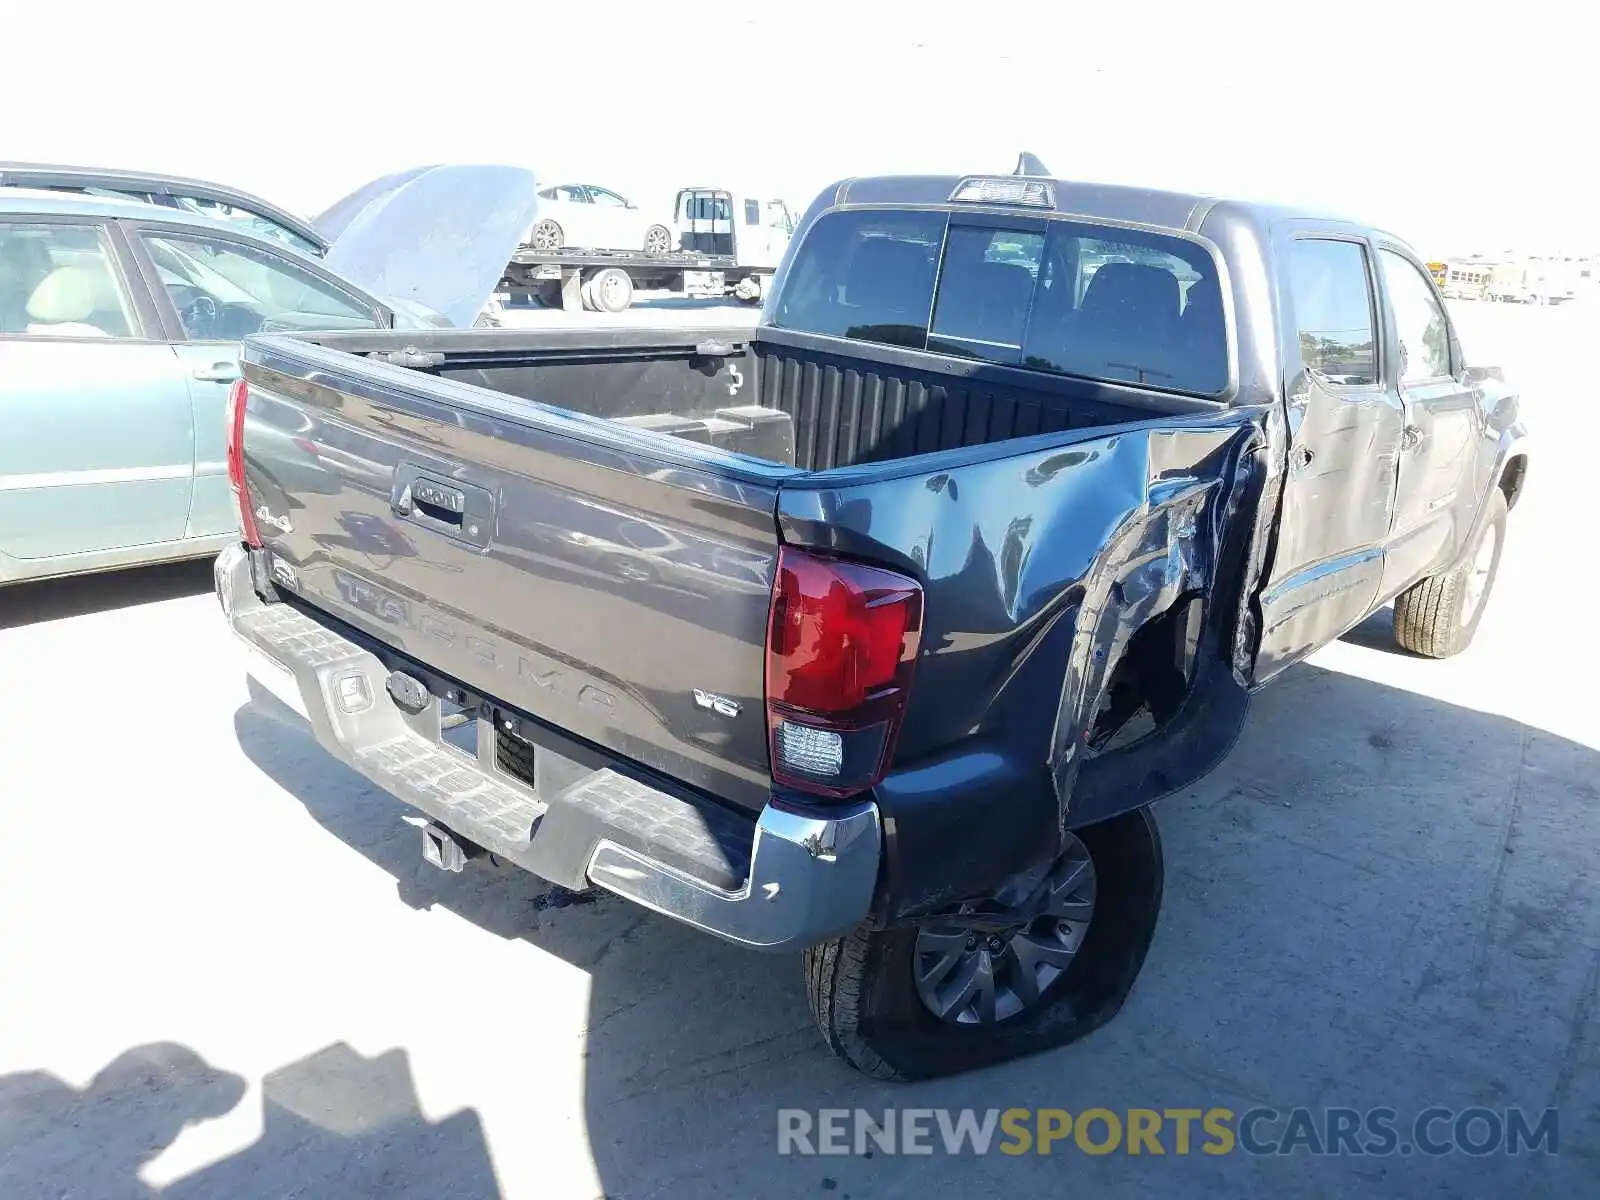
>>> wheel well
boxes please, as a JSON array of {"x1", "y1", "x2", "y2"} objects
[
  {"x1": 1498, "y1": 455, "x2": 1527, "y2": 511},
  {"x1": 1087, "y1": 593, "x2": 1204, "y2": 753}
]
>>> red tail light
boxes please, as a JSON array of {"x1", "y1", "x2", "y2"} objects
[
  {"x1": 765, "y1": 546, "x2": 923, "y2": 799},
  {"x1": 225, "y1": 378, "x2": 262, "y2": 547}
]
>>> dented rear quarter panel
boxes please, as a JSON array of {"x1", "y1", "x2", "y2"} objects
[{"x1": 782, "y1": 407, "x2": 1273, "y2": 918}]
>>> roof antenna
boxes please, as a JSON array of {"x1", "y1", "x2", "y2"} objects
[{"x1": 1014, "y1": 151, "x2": 1050, "y2": 177}]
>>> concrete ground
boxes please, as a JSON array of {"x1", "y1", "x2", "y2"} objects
[{"x1": 0, "y1": 299, "x2": 1594, "y2": 1199}]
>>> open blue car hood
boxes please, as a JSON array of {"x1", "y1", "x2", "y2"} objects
[{"x1": 313, "y1": 165, "x2": 539, "y2": 329}]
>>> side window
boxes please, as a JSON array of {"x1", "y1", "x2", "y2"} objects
[
  {"x1": 139, "y1": 232, "x2": 380, "y2": 340},
  {"x1": 82, "y1": 187, "x2": 161, "y2": 207},
  {"x1": 768, "y1": 201, "x2": 794, "y2": 234},
  {"x1": 0, "y1": 222, "x2": 136, "y2": 338},
  {"x1": 1379, "y1": 249, "x2": 1453, "y2": 382},
  {"x1": 589, "y1": 188, "x2": 627, "y2": 208},
  {"x1": 743, "y1": 199, "x2": 761, "y2": 225},
  {"x1": 169, "y1": 195, "x2": 323, "y2": 258},
  {"x1": 1287, "y1": 239, "x2": 1378, "y2": 386}
]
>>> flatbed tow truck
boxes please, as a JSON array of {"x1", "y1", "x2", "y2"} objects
[{"x1": 501, "y1": 247, "x2": 775, "y2": 313}]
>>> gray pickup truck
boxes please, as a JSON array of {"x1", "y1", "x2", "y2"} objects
[{"x1": 215, "y1": 165, "x2": 1529, "y2": 1080}]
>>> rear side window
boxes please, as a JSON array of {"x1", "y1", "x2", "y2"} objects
[
  {"x1": 1287, "y1": 239, "x2": 1378, "y2": 386},
  {"x1": 772, "y1": 209, "x2": 1229, "y2": 394},
  {"x1": 0, "y1": 222, "x2": 135, "y2": 338}
]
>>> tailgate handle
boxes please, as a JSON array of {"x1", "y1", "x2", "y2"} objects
[
  {"x1": 405, "y1": 486, "x2": 464, "y2": 528},
  {"x1": 695, "y1": 338, "x2": 735, "y2": 357},
  {"x1": 391, "y1": 468, "x2": 493, "y2": 549},
  {"x1": 398, "y1": 479, "x2": 465, "y2": 527}
]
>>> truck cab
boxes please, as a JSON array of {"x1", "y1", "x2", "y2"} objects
[{"x1": 673, "y1": 187, "x2": 795, "y2": 268}]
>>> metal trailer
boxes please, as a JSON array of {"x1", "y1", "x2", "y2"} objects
[{"x1": 501, "y1": 247, "x2": 775, "y2": 314}]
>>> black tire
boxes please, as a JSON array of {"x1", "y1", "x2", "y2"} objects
[
  {"x1": 529, "y1": 219, "x2": 563, "y2": 252},
  {"x1": 643, "y1": 224, "x2": 673, "y2": 256},
  {"x1": 533, "y1": 281, "x2": 564, "y2": 309},
  {"x1": 802, "y1": 806, "x2": 1164, "y2": 1081},
  {"x1": 1393, "y1": 486, "x2": 1507, "y2": 658}
]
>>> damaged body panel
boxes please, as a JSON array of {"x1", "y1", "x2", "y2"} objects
[{"x1": 779, "y1": 410, "x2": 1268, "y2": 920}]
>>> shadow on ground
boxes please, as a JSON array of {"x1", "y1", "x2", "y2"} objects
[
  {"x1": 4, "y1": 552, "x2": 1593, "y2": 1198},
  {"x1": 1338, "y1": 602, "x2": 1421, "y2": 656},
  {"x1": 0, "y1": 1041, "x2": 498, "y2": 1199},
  {"x1": 214, "y1": 660, "x2": 1598, "y2": 1198},
  {"x1": 0, "y1": 560, "x2": 214, "y2": 631}
]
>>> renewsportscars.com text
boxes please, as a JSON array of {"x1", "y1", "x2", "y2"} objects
[{"x1": 776, "y1": 1106, "x2": 1559, "y2": 1157}]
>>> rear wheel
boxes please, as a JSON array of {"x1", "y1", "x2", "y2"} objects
[
  {"x1": 802, "y1": 807, "x2": 1164, "y2": 1081},
  {"x1": 529, "y1": 219, "x2": 563, "y2": 252},
  {"x1": 588, "y1": 267, "x2": 634, "y2": 313},
  {"x1": 1393, "y1": 486, "x2": 1507, "y2": 658}
]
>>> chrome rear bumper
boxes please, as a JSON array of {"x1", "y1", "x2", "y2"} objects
[{"x1": 216, "y1": 544, "x2": 880, "y2": 951}]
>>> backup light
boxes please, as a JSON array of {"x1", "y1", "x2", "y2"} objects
[
  {"x1": 776, "y1": 721, "x2": 844, "y2": 777},
  {"x1": 949, "y1": 177, "x2": 1054, "y2": 208}
]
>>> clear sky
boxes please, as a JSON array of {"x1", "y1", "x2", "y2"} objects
[{"x1": 6, "y1": 1, "x2": 1587, "y2": 257}]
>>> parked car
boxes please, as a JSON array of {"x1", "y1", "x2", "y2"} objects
[
  {"x1": 0, "y1": 161, "x2": 328, "y2": 259},
  {"x1": 0, "y1": 165, "x2": 537, "y2": 587},
  {"x1": 214, "y1": 164, "x2": 1527, "y2": 1080},
  {"x1": 527, "y1": 183, "x2": 675, "y2": 254}
]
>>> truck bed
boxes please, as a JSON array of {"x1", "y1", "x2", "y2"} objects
[
  {"x1": 236, "y1": 324, "x2": 1223, "y2": 826},
  {"x1": 301, "y1": 324, "x2": 1210, "y2": 472}
]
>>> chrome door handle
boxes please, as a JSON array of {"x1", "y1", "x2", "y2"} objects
[{"x1": 192, "y1": 362, "x2": 240, "y2": 383}]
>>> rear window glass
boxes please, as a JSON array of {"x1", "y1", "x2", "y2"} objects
[
  {"x1": 772, "y1": 209, "x2": 1229, "y2": 395},
  {"x1": 682, "y1": 194, "x2": 732, "y2": 221}
]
